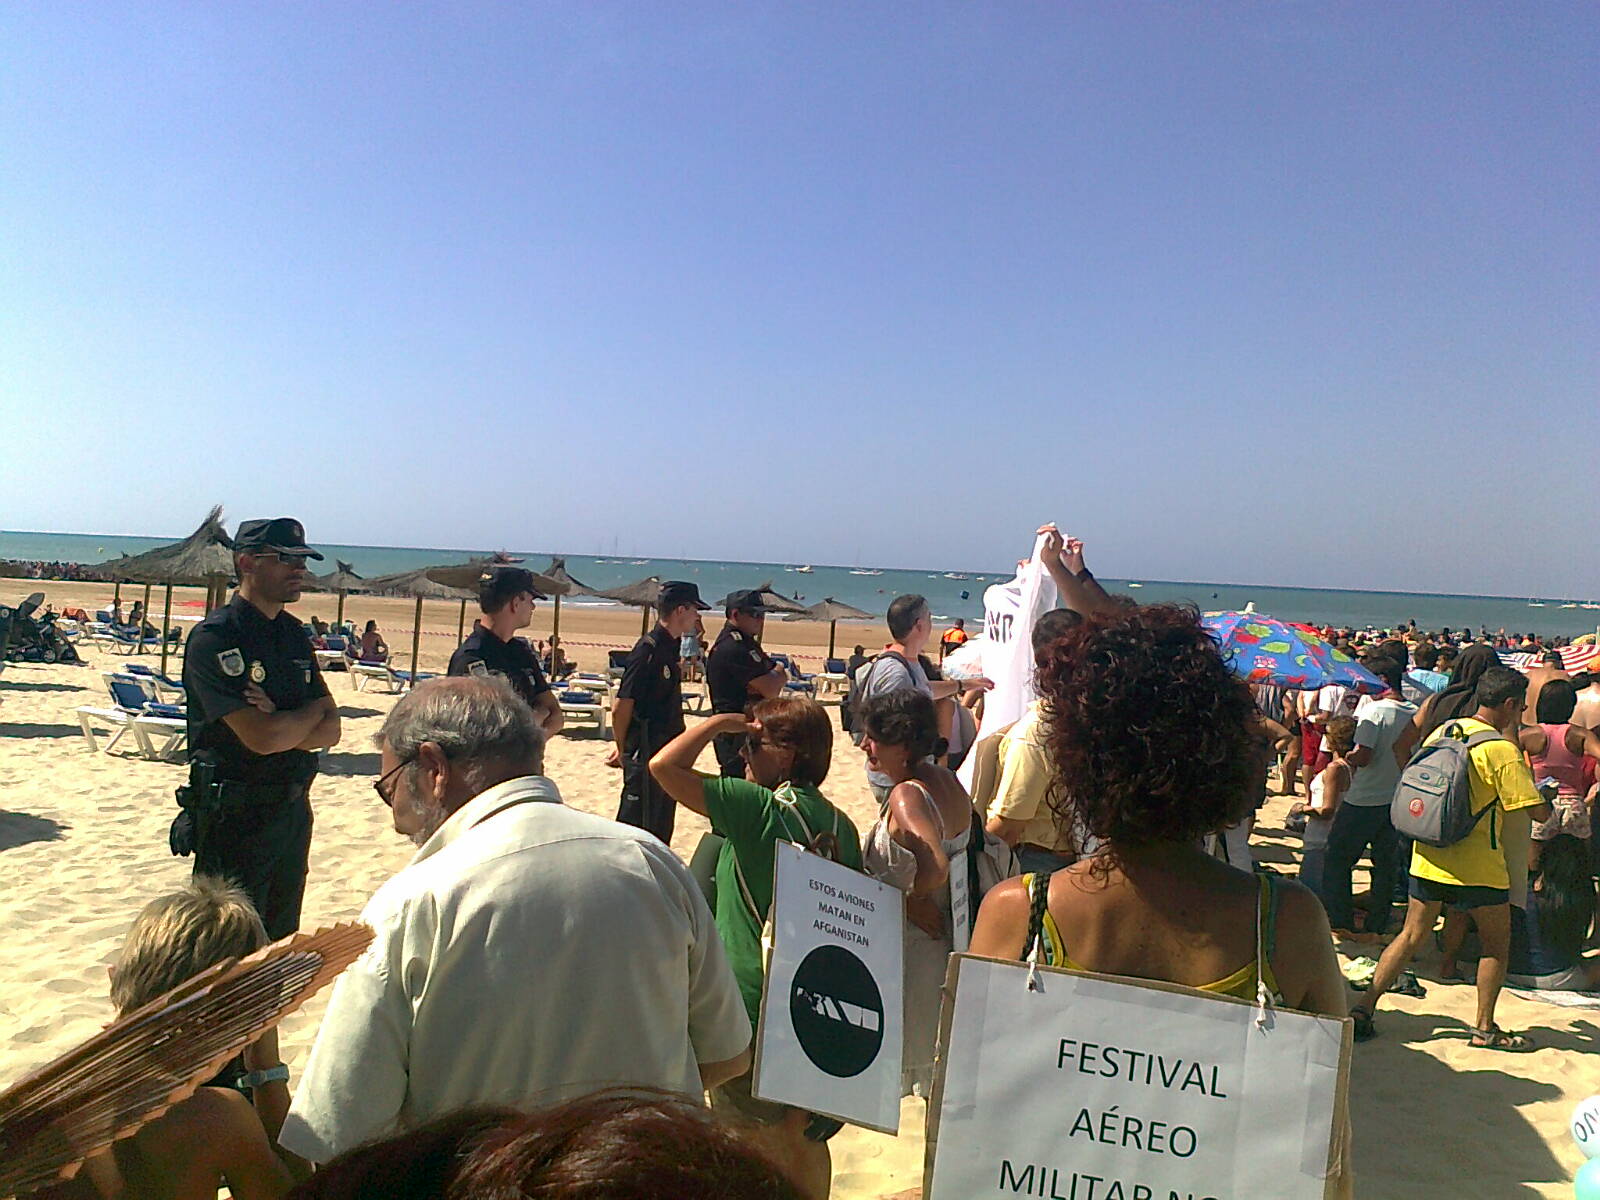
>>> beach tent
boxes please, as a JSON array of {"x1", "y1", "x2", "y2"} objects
[
  {"x1": 104, "y1": 506, "x2": 236, "y2": 676},
  {"x1": 787, "y1": 597, "x2": 874, "y2": 660},
  {"x1": 594, "y1": 576, "x2": 663, "y2": 636},
  {"x1": 362, "y1": 565, "x2": 476, "y2": 686},
  {"x1": 310, "y1": 561, "x2": 365, "y2": 627}
]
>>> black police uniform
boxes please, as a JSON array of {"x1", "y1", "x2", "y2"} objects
[
  {"x1": 615, "y1": 625, "x2": 686, "y2": 843},
  {"x1": 448, "y1": 626, "x2": 553, "y2": 711},
  {"x1": 706, "y1": 625, "x2": 776, "y2": 777},
  {"x1": 181, "y1": 594, "x2": 329, "y2": 940}
]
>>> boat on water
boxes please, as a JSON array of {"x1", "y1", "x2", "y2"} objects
[
  {"x1": 1128, "y1": 582, "x2": 1144, "y2": 588},
  {"x1": 1582, "y1": 601, "x2": 1600, "y2": 611},
  {"x1": 1562, "y1": 601, "x2": 1580, "y2": 609},
  {"x1": 943, "y1": 572, "x2": 968, "y2": 580},
  {"x1": 850, "y1": 569, "x2": 883, "y2": 576},
  {"x1": 1528, "y1": 599, "x2": 1546, "y2": 607},
  {"x1": 786, "y1": 564, "x2": 814, "y2": 573}
]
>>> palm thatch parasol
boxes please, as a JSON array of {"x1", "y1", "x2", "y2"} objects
[
  {"x1": 310, "y1": 560, "x2": 365, "y2": 627},
  {"x1": 100, "y1": 507, "x2": 236, "y2": 674},
  {"x1": 789, "y1": 597, "x2": 875, "y2": 659},
  {"x1": 0, "y1": 923, "x2": 371, "y2": 1196},
  {"x1": 593, "y1": 576, "x2": 662, "y2": 636},
  {"x1": 721, "y1": 580, "x2": 809, "y2": 616},
  {"x1": 361, "y1": 565, "x2": 476, "y2": 685},
  {"x1": 540, "y1": 557, "x2": 589, "y2": 646}
]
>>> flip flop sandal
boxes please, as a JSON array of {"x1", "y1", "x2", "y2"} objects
[
  {"x1": 1350, "y1": 1009, "x2": 1377, "y2": 1042},
  {"x1": 1470, "y1": 1026, "x2": 1533, "y2": 1052}
]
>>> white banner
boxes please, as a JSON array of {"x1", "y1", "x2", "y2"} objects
[
  {"x1": 926, "y1": 955, "x2": 1351, "y2": 1200},
  {"x1": 752, "y1": 841, "x2": 905, "y2": 1133}
]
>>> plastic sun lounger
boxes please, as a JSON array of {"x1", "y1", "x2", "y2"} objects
[
  {"x1": 350, "y1": 660, "x2": 435, "y2": 693},
  {"x1": 555, "y1": 690, "x2": 609, "y2": 737},
  {"x1": 120, "y1": 663, "x2": 187, "y2": 703}
]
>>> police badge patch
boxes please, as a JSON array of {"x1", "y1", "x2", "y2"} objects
[
  {"x1": 662, "y1": 664, "x2": 671, "y2": 679},
  {"x1": 218, "y1": 648, "x2": 245, "y2": 677},
  {"x1": 467, "y1": 660, "x2": 490, "y2": 678},
  {"x1": 750, "y1": 649, "x2": 763, "y2": 664},
  {"x1": 249, "y1": 661, "x2": 267, "y2": 683}
]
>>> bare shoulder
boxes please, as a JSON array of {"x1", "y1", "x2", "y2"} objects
[
  {"x1": 1271, "y1": 875, "x2": 1333, "y2": 939},
  {"x1": 969, "y1": 875, "x2": 1032, "y2": 958}
]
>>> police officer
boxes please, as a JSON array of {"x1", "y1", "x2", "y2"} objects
[
  {"x1": 179, "y1": 518, "x2": 342, "y2": 940},
  {"x1": 447, "y1": 566, "x2": 564, "y2": 739},
  {"x1": 705, "y1": 589, "x2": 788, "y2": 777},
  {"x1": 607, "y1": 580, "x2": 708, "y2": 843}
]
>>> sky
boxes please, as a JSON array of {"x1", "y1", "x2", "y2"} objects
[{"x1": 2, "y1": 4, "x2": 1595, "y2": 594}]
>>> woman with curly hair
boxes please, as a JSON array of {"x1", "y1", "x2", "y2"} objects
[{"x1": 968, "y1": 604, "x2": 1348, "y2": 1018}]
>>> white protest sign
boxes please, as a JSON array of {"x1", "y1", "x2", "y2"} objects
[
  {"x1": 948, "y1": 862, "x2": 972, "y2": 954},
  {"x1": 926, "y1": 955, "x2": 1351, "y2": 1200},
  {"x1": 752, "y1": 840, "x2": 904, "y2": 1133}
]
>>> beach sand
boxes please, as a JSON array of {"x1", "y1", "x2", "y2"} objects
[{"x1": 1, "y1": 583, "x2": 1594, "y2": 1197}]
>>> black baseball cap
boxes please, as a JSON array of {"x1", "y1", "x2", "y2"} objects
[
  {"x1": 658, "y1": 580, "x2": 710, "y2": 612},
  {"x1": 234, "y1": 517, "x2": 324, "y2": 561},
  {"x1": 723, "y1": 588, "x2": 768, "y2": 615}
]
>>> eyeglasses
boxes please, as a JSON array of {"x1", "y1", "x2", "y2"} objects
[
  {"x1": 739, "y1": 734, "x2": 764, "y2": 757},
  {"x1": 373, "y1": 758, "x2": 413, "y2": 807}
]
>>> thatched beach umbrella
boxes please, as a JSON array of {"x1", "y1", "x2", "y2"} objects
[
  {"x1": 790, "y1": 597, "x2": 874, "y2": 660},
  {"x1": 540, "y1": 557, "x2": 589, "y2": 646},
  {"x1": 724, "y1": 580, "x2": 809, "y2": 616},
  {"x1": 595, "y1": 576, "x2": 662, "y2": 636},
  {"x1": 362, "y1": 565, "x2": 475, "y2": 686},
  {"x1": 423, "y1": 553, "x2": 559, "y2": 647},
  {"x1": 311, "y1": 561, "x2": 365, "y2": 627},
  {"x1": 106, "y1": 506, "x2": 236, "y2": 674}
]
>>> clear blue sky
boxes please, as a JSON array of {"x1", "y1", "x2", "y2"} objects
[{"x1": 3, "y1": 4, "x2": 1595, "y2": 594}]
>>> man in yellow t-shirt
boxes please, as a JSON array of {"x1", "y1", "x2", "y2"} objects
[
  {"x1": 1350, "y1": 667, "x2": 1550, "y2": 1050},
  {"x1": 983, "y1": 701, "x2": 1081, "y2": 873}
]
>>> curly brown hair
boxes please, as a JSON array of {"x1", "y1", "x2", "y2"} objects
[{"x1": 1038, "y1": 603, "x2": 1259, "y2": 855}]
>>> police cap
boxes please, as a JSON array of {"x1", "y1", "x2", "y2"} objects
[
  {"x1": 658, "y1": 581, "x2": 711, "y2": 612},
  {"x1": 234, "y1": 517, "x2": 324, "y2": 560},
  {"x1": 723, "y1": 588, "x2": 768, "y2": 616},
  {"x1": 480, "y1": 566, "x2": 544, "y2": 611}
]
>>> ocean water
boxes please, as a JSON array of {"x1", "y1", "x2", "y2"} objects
[{"x1": 4, "y1": 530, "x2": 1599, "y2": 639}]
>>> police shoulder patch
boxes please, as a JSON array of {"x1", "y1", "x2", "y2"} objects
[
  {"x1": 218, "y1": 648, "x2": 245, "y2": 677},
  {"x1": 730, "y1": 630, "x2": 743, "y2": 642},
  {"x1": 750, "y1": 649, "x2": 764, "y2": 664},
  {"x1": 467, "y1": 660, "x2": 490, "y2": 678}
]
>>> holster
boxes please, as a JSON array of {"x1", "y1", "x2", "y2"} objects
[{"x1": 170, "y1": 754, "x2": 220, "y2": 857}]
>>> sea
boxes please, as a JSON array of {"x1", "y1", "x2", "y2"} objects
[{"x1": 4, "y1": 530, "x2": 1599, "y2": 639}]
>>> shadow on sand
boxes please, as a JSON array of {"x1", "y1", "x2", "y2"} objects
[
  {"x1": 0, "y1": 810, "x2": 68, "y2": 851},
  {"x1": 0, "y1": 722, "x2": 84, "y2": 739},
  {"x1": 320, "y1": 751, "x2": 382, "y2": 777}
]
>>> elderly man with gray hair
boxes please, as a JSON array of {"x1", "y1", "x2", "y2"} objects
[{"x1": 278, "y1": 676, "x2": 752, "y2": 1164}]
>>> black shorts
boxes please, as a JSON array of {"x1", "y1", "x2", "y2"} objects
[{"x1": 1409, "y1": 875, "x2": 1509, "y2": 910}]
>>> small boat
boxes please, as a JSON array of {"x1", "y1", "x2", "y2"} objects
[
  {"x1": 1562, "y1": 601, "x2": 1580, "y2": 609},
  {"x1": 850, "y1": 568, "x2": 883, "y2": 576},
  {"x1": 786, "y1": 564, "x2": 813, "y2": 574},
  {"x1": 1582, "y1": 601, "x2": 1600, "y2": 611},
  {"x1": 1128, "y1": 582, "x2": 1144, "y2": 589},
  {"x1": 630, "y1": 559, "x2": 648, "y2": 565},
  {"x1": 1528, "y1": 599, "x2": 1546, "y2": 607},
  {"x1": 943, "y1": 572, "x2": 968, "y2": 581}
]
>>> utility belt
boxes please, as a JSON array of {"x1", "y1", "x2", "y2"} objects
[{"x1": 170, "y1": 755, "x2": 313, "y2": 857}]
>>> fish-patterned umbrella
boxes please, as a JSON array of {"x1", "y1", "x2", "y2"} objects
[{"x1": 1202, "y1": 612, "x2": 1385, "y2": 693}]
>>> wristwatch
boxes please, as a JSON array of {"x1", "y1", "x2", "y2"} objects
[{"x1": 239, "y1": 1063, "x2": 289, "y2": 1090}]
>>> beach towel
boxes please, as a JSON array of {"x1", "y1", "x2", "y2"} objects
[{"x1": 1505, "y1": 988, "x2": 1600, "y2": 1009}]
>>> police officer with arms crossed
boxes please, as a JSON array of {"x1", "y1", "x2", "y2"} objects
[
  {"x1": 447, "y1": 566, "x2": 564, "y2": 739},
  {"x1": 607, "y1": 581, "x2": 708, "y2": 843},
  {"x1": 705, "y1": 589, "x2": 788, "y2": 777},
  {"x1": 177, "y1": 518, "x2": 341, "y2": 940}
]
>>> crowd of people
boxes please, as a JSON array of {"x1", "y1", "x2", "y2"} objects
[{"x1": 23, "y1": 515, "x2": 1600, "y2": 1199}]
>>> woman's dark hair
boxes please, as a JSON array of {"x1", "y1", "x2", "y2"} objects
[
  {"x1": 1036, "y1": 604, "x2": 1259, "y2": 857},
  {"x1": 364, "y1": 620, "x2": 378, "y2": 633},
  {"x1": 749, "y1": 695, "x2": 833, "y2": 787},
  {"x1": 1536, "y1": 679, "x2": 1579, "y2": 724},
  {"x1": 286, "y1": 1107, "x2": 520, "y2": 1200},
  {"x1": 1363, "y1": 656, "x2": 1405, "y2": 696},
  {"x1": 860, "y1": 688, "x2": 943, "y2": 763},
  {"x1": 288, "y1": 1093, "x2": 804, "y2": 1200},
  {"x1": 1533, "y1": 834, "x2": 1596, "y2": 951},
  {"x1": 1421, "y1": 643, "x2": 1499, "y2": 736}
]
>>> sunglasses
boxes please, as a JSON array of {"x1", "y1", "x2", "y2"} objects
[{"x1": 373, "y1": 758, "x2": 412, "y2": 807}]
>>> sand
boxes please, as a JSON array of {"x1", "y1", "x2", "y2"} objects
[{"x1": 1, "y1": 584, "x2": 1596, "y2": 1197}]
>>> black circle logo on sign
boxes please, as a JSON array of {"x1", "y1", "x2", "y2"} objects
[{"x1": 789, "y1": 944, "x2": 884, "y2": 1078}]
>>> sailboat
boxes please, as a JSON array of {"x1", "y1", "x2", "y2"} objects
[
  {"x1": 1528, "y1": 598, "x2": 1546, "y2": 607},
  {"x1": 850, "y1": 568, "x2": 883, "y2": 576},
  {"x1": 787, "y1": 564, "x2": 813, "y2": 574}
]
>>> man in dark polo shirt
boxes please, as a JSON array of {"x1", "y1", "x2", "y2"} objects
[
  {"x1": 608, "y1": 580, "x2": 709, "y2": 843},
  {"x1": 179, "y1": 518, "x2": 342, "y2": 939},
  {"x1": 705, "y1": 589, "x2": 788, "y2": 777},
  {"x1": 448, "y1": 566, "x2": 563, "y2": 739}
]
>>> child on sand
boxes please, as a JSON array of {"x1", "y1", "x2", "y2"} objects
[{"x1": 1295, "y1": 715, "x2": 1355, "y2": 903}]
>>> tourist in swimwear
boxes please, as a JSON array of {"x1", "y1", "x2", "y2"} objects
[
  {"x1": 60, "y1": 878, "x2": 301, "y2": 1199},
  {"x1": 357, "y1": 619, "x2": 387, "y2": 662},
  {"x1": 968, "y1": 604, "x2": 1349, "y2": 1016}
]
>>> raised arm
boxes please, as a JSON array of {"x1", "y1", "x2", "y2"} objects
[
  {"x1": 650, "y1": 713, "x2": 751, "y2": 817},
  {"x1": 1035, "y1": 524, "x2": 1116, "y2": 617}
]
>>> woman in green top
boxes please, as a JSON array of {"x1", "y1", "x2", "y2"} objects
[{"x1": 651, "y1": 694, "x2": 861, "y2": 1200}]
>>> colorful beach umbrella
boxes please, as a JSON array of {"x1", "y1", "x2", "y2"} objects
[{"x1": 1202, "y1": 611, "x2": 1385, "y2": 693}]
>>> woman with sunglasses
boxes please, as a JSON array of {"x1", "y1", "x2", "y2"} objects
[{"x1": 651, "y1": 696, "x2": 861, "y2": 1200}]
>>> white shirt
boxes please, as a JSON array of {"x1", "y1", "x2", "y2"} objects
[{"x1": 278, "y1": 776, "x2": 750, "y2": 1163}]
